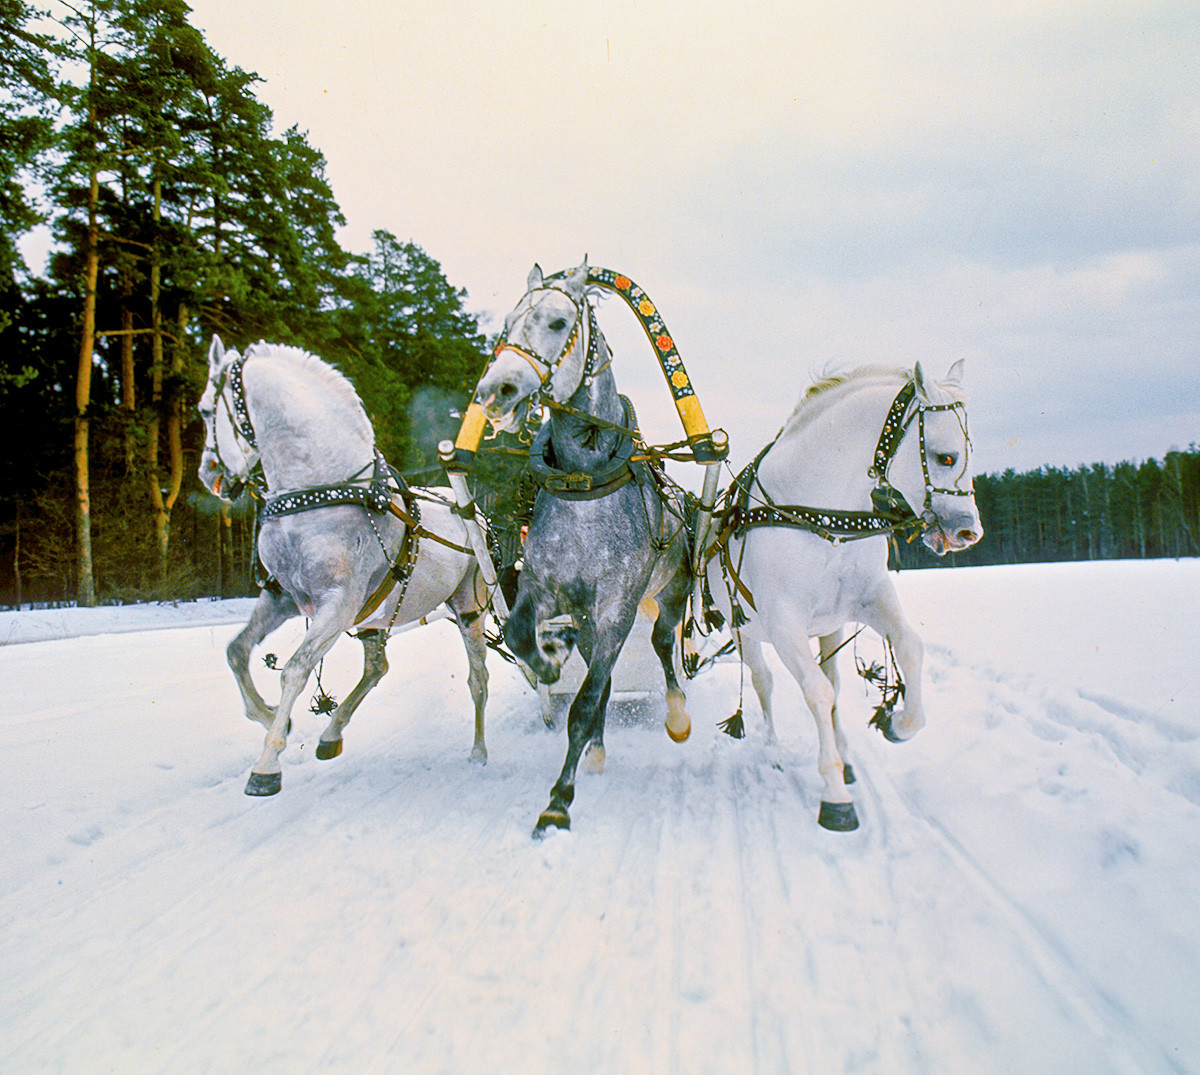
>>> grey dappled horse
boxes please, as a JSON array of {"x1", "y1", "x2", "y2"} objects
[
  {"x1": 198, "y1": 337, "x2": 490, "y2": 795},
  {"x1": 473, "y1": 260, "x2": 693, "y2": 835},
  {"x1": 707, "y1": 363, "x2": 983, "y2": 831}
]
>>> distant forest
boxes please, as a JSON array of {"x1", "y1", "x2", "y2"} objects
[
  {"x1": 892, "y1": 447, "x2": 1200, "y2": 570},
  {"x1": 1, "y1": 2, "x2": 1195, "y2": 609}
]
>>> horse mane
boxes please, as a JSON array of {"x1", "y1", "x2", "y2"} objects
[
  {"x1": 242, "y1": 340, "x2": 374, "y2": 440},
  {"x1": 782, "y1": 363, "x2": 965, "y2": 433}
]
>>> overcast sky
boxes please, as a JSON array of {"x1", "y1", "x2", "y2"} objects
[{"x1": 180, "y1": 0, "x2": 1198, "y2": 476}]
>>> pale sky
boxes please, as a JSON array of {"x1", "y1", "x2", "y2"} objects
[{"x1": 182, "y1": 0, "x2": 1200, "y2": 475}]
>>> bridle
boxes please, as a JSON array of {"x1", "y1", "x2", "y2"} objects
[
  {"x1": 203, "y1": 356, "x2": 263, "y2": 499},
  {"x1": 728, "y1": 375, "x2": 974, "y2": 545},
  {"x1": 490, "y1": 285, "x2": 609, "y2": 405},
  {"x1": 869, "y1": 379, "x2": 974, "y2": 526}
]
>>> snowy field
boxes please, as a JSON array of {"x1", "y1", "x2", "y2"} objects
[{"x1": 3, "y1": 558, "x2": 1199, "y2": 1074}]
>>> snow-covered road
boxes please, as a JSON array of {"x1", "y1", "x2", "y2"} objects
[{"x1": 3, "y1": 560, "x2": 1198, "y2": 1073}]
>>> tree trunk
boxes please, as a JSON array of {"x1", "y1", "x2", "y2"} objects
[{"x1": 75, "y1": 141, "x2": 99, "y2": 607}]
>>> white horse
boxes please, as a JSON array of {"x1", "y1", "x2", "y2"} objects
[
  {"x1": 198, "y1": 337, "x2": 490, "y2": 795},
  {"x1": 707, "y1": 362, "x2": 982, "y2": 831}
]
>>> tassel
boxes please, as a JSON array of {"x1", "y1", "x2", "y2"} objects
[
  {"x1": 310, "y1": 688, "x2": 339, "y2": 715},
  {"x1": 262, "y1": 653, "x2": 279, "y2": 669},
  {"x1": 730, "y1": 601, "x2": 749, "y2": 629},
  {"x1": 718, "y1": 708, "x2": 745, "y2": 738}
]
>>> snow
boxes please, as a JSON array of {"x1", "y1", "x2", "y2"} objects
[{"x1": 3, "y1": 559, "x2": 1199, "y2": 1074}]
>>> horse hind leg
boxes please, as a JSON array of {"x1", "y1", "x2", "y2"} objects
[
  {"x1": 818, "y1": 629, "x2": 854, "y2": 784},
  {"x1": 741, "y1": 636, "x2": 778, "y2": 745},
  {"x1": 770, "y1": 620, "x2": 859, "y2": 831},
  {"x1": 449, "y1": 600, "x2": 490, "y2": 764},
  {"x1": 315, "y1": 629, "x2": 389, "y2": 761},
  {"x1": 650, "y1": 579, "x2": 691, "y2": 743}
]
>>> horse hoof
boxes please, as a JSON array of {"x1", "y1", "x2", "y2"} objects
[
  {"x1": 245, "y1": 771, "x2": 282, "y2": 796},
  {"x1": 315, "y1": 739, "x2": 343, "y2": 760},
  {"x1": 582, "y1": 742, "x2": 606, "y2": 774},
  {"x1": 533, "y1": 806, "x2": 571, "y2": 837},
  {"x1": 843, "y1": 762, "x2": 856, "y2": 784},
  {"x1": 665, "y1": 690, "x2": 691, "y2": 742},
  {"x1": 818, "y1": 801, "x2": 859, "y2": 831}
]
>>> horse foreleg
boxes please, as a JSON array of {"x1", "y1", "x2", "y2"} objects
[
  {"x1": 770, "y1": 617, "x2": 858, "y2": 831},
  {"x1": 859, "y1": 579, "x2": 926, "y2": 743},
  {"x1": 817, "y1": 629, "x2": 854, "y2": 784},
  {"x1": 741, "y1": 636, "x2": 777, "y2": 744},
  {"x1": 315, "y1": 629, "x2": 389, "y2": 761},
  {"x1": 246, "y1": 607, "x2": 347, "y2": 796},
  {"x1": 227, "y1": 588, "x2": 298, "y2": 730},
  {"x1": 535, "y1": 664, "x2": 614, "y2": 835}
]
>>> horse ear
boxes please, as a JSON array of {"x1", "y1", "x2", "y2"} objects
[
  {"x1": 208, "y1": 335, "x2": 225, "y2": 371},
  {"x1": 913, "y1": 360, "x2": 930, "y2": 403},
  {"x1": 563, "y1": 256, "x2": 589, "y2": 296},
  {"x1": 945, "y1": 359, "x2": 965, "y2": 386},
  {"x1": 527, "y1": 264, "x2": 544, "y2": 290}
]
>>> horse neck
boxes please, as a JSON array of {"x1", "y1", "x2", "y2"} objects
[
  {"x1": 547, "y1": 337, "x2": 626, "y2": 472},
  {"x1": 758, "y1": 378, "x2": 902, "y2": 510},
  {"x1": 242, "y1": 358, "x2": 374, "y2": 491}
]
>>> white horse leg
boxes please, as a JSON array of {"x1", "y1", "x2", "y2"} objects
[
  {"x1": 246, "y1": 605, "x2": 350, "y2": 796},
  {"x1": 859, "y1": 578, "x2": 926, "y2": 742},
  {"x1": 451, "y1": 604, "x2": 490, "y2": 764},
  {"x1": 740, "y1": 635, "x2": 777, "y2": 744},
  {"x1": 315, "y1": 629, "x2": 389, "y2": 761},
  {"x1": 227, "y1": 588, "x2": 298, "y2": 730},
  {"x1": 818, "y1": 629, "x2": 854, "y2": 784},
  {"x1": 769, "y1": 618, "x2": 859, "y2": 831}
]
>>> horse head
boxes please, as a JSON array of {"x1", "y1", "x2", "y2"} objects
[
  {"x1": 197, "y1": 335, "x2": 259, "y2": 501},
  {"x1": 473, "y1": 258, "x2": 592, "y2": 434},
  {"x1": 886, "y1": 360, "x2": 983, "y2": 555}
]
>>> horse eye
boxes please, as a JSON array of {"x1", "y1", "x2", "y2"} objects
[
  {"x1": 936, "y1": 453, "x2": 957, "y2": 468},
  {"x1": 549, "y1": 318, "x2": 568, "y2": 332}
]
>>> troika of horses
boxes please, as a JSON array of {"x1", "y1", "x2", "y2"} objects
[{"x1": 197, "y1": 257, "x2": 982, "y2": 833}]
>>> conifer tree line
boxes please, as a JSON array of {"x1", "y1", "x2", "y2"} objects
[
  {"x1": 891, "y1": 448, "x2": 1200, "y2": 570},
  {"x1": 1, "y1": 0, "x2": 490, "y2": 607},
  {"x1": 3, "y1": 2, "x2": 1196, "y2": 609}
]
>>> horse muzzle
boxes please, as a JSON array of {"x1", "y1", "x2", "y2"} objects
[{"x1": 921, "y1": 509, "x2": 983, "y2": 555}]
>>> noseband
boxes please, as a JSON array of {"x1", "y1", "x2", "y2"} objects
[{"x1": 491, "y1": 286, "x2": 608, "y2": 401}]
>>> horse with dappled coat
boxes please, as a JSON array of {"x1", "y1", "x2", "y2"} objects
[
  {"x1": 706, "y1": 362, "x2": 982, "y2": 831},
  {"x1": 198, "y1": 337, "x2": 490, "y2": 795},
  {"x1": 471, "y1": 259, "x2": 693, "y2": 835}
]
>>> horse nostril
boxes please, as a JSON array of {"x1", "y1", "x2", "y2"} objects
[
  {"x1": 499, "y1": 383, "x2": 516, "y2": 399},
  {"x1": 958, "y1": 529, "x2": 978, "y2": 545}
]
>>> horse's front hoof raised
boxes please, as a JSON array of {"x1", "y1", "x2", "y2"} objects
[
  {"x1": 818, "y1": 801, "x2": 859, "y2": 831},
  {"x1": 315, "y1": 739, "x2": 343, "y2": 760},
  {"x1": 245, "y1": 771, "x2": 282, "y2": 796},
  {"x1": 533, "y1": 805, "x2": 570, "y2": 837}
]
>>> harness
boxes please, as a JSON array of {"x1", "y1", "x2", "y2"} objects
[
  {"x1": 528, "y1": 395, "x2": 648, "y2": 501},
  {"x1": 205, "y1": 357, "x2": 474, "y2": 627},
  {"x1": 707, "y1": 377, "x2": 972, "y2": 617}
]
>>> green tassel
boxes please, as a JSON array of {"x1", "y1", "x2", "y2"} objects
[{"x1": 718, "y1": 708, "x2": 745, "y2": 738}]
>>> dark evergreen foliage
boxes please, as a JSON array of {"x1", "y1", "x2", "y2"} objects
[{"x1": 890, "y1": 449, "x2": 1200, "y2": 570}]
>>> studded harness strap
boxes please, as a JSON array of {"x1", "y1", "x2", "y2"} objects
[{"x1": 206, "y1": 357, "x2": 474, "y2": 625}]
